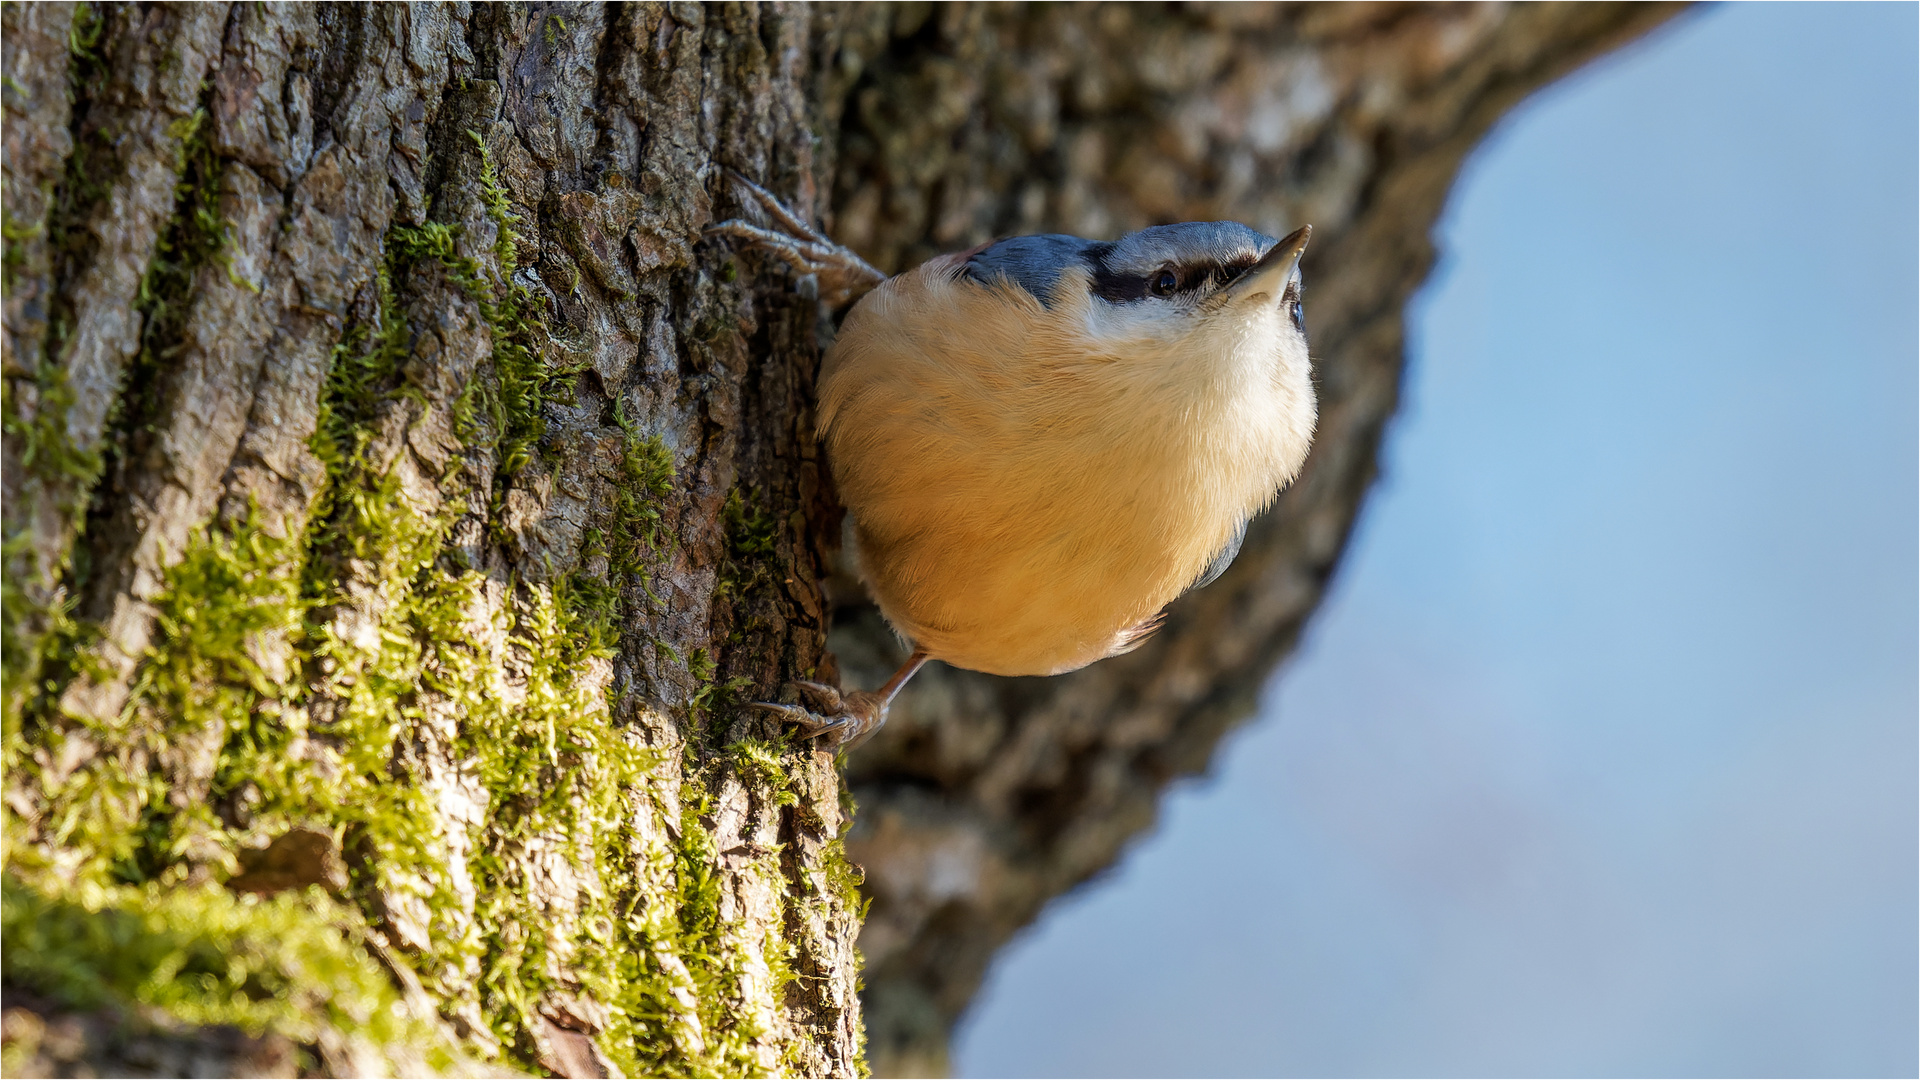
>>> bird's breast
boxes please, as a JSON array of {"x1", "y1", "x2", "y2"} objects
[{"x1": 819, "y1": 260, "x2": 1303, "y2": 676}]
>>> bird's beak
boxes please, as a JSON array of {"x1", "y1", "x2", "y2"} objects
[{"x1": 1226, "y1": 224, "x2": 1311, "y2": 305}]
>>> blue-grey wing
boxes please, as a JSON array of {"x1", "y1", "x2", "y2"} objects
[{"x1": 1187, "y1": 519, "x2": 1246, "y2": 594}]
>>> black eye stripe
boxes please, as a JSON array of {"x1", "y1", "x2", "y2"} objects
[
  {"x1": 1085, "y1": 243, "x2": 1147, "y2": 303},
  {"x1": 1085, "y1": 250, "x2": 1274, "y2": 303}
]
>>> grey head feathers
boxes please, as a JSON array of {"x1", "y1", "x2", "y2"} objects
[
  {"x1": 962, "y1": 221, "x2": 1280, "y2": 308},
  {"x1": 960, "y1": 234, "x2": 1105, "y2": 308}
]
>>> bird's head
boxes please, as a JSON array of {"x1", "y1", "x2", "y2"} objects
[
  {"x1": 1086, "y1": 221, "x2": 1310, "y2": 326},
  {"x1": 1082, "y1": 221, "x2": 1313, "y2": 385},
  {"x1": 964, "y1": 221, "x2": 1314, "y2": 393}
]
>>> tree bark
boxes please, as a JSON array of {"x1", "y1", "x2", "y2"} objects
[{"x1": 0, "y1": 3, "x2": 1678, "y2": 1077}]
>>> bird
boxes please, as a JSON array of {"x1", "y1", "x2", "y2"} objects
[{"x1": 708, "y1": 174, "x2": 1316, "y2": 749}]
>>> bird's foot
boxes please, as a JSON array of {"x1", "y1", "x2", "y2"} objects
[
  {"x1": 706, "y1": 170, "x2": 885, "y2": 307},
  {"x1": 750, "y1": 679, "x2": 890, "y2": 750}
]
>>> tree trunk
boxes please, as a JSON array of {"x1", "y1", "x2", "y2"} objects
[{"x1": 0, "y1": 3, "x2": 1677, "y2": 1077}]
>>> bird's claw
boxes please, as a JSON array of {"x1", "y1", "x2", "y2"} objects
[
  {"x1": 705, "y1": 169, "x2": 884, "y2": 307},
  {"x1": 750, "y1": 681, "x2": 889, "y2": 750}
]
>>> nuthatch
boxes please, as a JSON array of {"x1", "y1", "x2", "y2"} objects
[{"x1": 710, "y1": 175, "x2": 1316, "y2": 748}]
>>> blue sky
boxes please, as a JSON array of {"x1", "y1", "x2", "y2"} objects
[{"x1": 953, "y1": 5, "x2": 1918, "y2": 1076}]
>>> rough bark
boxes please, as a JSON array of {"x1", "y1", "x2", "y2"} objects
[
  {"x1": 5, "y1": 4, "x2": 873, "y2": 1076},
  {"x1": 0, "y1": 3, "x2": 1677, "y2": 1077}
]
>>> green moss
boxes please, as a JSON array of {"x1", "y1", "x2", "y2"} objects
[
  {"x1": 0, "y1": 875, "x2": 449, "y2": 1064},
  {"x1": 686, "y1": 646, "x2": 717, "y2": 686},
  {"x1": 258, "y1": 185, "x2": 785, "y2": 1069},
  {"x1": 595, "y1": 767, "x2": 788, "y2": 1078},
  {"x1": 4, "y1": 69, "x2": 248, "y2": 882},
  {"x1": 556, "y1": 569, "x2": 621, "y2": 658},
  {"x1": 726, "y1": 738, "x2": 798, "y2": 809},
  {"x1": 0, "y1": 361, "x2": 105, "y2": 731},
  {"x1": 4, "y1": 107, "x2": 850, "y2": 1079},
  {"x1": 0, "y1": 563, "x2": 101, "y2": 836},
  {"x1": 469, "y1": 132, "x2": 547, "y2": 481},
  {"x1": 556, "y1": 405, "x2": 675, "y2": 661},
  {"x1": 687, "y1": 647, "x2": 753, "y2": 742},
  {"x1": 819, "y1": 836, "x2": 870, "y2": 917},
  {"x1": 2, "y1": 471, "x2": 452, "y2": 1071},
  {"x1": 469, "y1": 130, "x2": 519, "y2": 277},
  {"x1": 2, "y1": 4, "x2": 144, "y2": 733},
  {"x1": 116, "y1": 509, "x2": 308, "y2": 888},
  {"x1": 382, "y1": 137, "x2": 549, "y2": 492},
  {"x1": 8, "y1": 200, "x2": 465, "y2": 1055},
  {"x1": 0, "y1": 355, "x2": 100, "y2": 496},
  {"x1": 2, "y1": 206, "x2": 42, "y2": 293},
  {"x1": 66, "y1": 2, "x2": 103, "y2": 69},
  {"x1": 718, "y1": 489, "x2": 779, "y2": 601},
  {"x1": 613, "y1": 407, "x2": 675, "y2": 576},
  {"x1": 0, "y1": 533, "x2": 40, "y2": 738},
  {"x1": 310, "y1": 268, "x2": 408, "y2": 496},
  {"x1": 452, "y1": 583, "x2": 647, "y2": 1053}
]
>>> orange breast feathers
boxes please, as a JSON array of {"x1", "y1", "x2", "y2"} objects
[{"x1": 816, "y1": 252, "x2": 1312, "y2": 677}]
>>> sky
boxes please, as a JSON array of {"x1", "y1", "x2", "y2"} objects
[{"x1": 952, "y1": 4, "x2": 1918, "y2": 1077}]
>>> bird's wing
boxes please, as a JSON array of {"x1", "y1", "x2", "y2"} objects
[{"x1": 1186, "y1": 518, "x2": 1246, "y2": 594}]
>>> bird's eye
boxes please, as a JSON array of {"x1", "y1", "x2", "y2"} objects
[
  {"x1": 1289, "y1": 300, "x2": 1305, "y2": 332},
  {"x1": 1151, "y1": 269, "x2": 1179, "y2": 296}
]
